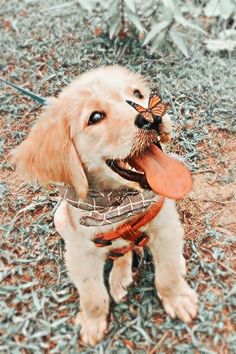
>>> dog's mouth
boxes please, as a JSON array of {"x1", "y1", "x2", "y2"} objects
[
  {"x1": 106, "y1": 142, "x2": 192, "y2": 200},
  {"x1": 106, "y1": 155, "x2": 150, "y2": 190}
]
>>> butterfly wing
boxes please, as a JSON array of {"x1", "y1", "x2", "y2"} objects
[
  {"x1": 148, "y1": 91, "x2": 161, "y2": 110},
  {"x1": 152, "y1": 102, "x2": 168, "y2": 117},
  {"x1": 126, "y1": 100, "x2": 145, "y2": 113},
  {"x1": 148, "y1": 90, "x2": 170, "y2": 117},
  {"x1": 126, "y1": 100, "x2": 153, "y2": 121},
  {"x1": 126, "y1": 92, "x2": 170, "y2": 123},
  {"x1": 141, "y1": 111, "x2": 153, "y2": 121}
]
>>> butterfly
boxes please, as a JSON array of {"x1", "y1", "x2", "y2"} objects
[{"x1": 126, "y1": 89, "x2": 170, "y2": 122}]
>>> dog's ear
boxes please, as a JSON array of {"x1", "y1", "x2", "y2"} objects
[{"x1": 10, "y1": 99, "x2": 88, "y2": 199}]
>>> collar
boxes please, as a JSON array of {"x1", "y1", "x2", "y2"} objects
[
  {"x1": 94, "y1": 195, "x2": 165, "y2": 259},
  {"x1": 59, "y1": 186, "x2": 162, "y2": 226},
  {"x1": 59, "y1": 185, "x2": 165, "y2": 259}
]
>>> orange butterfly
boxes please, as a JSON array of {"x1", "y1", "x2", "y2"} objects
[{"x1": 126, "y1": 89, "x2": 170, "y2": 122}]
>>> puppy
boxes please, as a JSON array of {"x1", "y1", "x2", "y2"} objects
[{"x1": 11, "y1": 66, "x2": 198, "y2": 346}]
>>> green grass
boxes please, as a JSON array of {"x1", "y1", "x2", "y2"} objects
[{"x1": 0, "y1": 1, "x2": 235, "y2": 353}]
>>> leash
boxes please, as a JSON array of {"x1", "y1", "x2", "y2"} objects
[
  {"x1": 0, "y1": 77, "x2": 46, "y2": 106},
  {"x1": 93, "y1": 196, "x2": 164, "y2": 259}
]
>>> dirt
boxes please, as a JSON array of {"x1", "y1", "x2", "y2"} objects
[{"x1": 190, "y1": 131, "x2": 236, "y2": 235}]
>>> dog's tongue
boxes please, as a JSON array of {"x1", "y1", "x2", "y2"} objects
[{"x1": 133, "y1": 144, "x2": 192, "y2": 199}]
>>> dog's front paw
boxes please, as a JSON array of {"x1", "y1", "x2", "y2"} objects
[
  {"x1": 109, "y1": 276, "x2": 132, "y2": 303},
  {"x1": 109, "y1": 270, "x2": 133, "y2": 303},
  {"x1": 159, "y1": 281, "x2": 198, "y2": 323},
  {"x1": 109, "y1": 253, "x2": 133, "y2": 303},
  {"x1": 75, "y1": 312, "x2": 107, "y2": 346}
]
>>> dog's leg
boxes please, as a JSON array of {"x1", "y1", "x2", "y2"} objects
[
  {"x1": 71, "y1": 252, "x2": 108, "y2": 347},
  {"x1": 109, "y1": 251, "x2": 133, "y2": 303},
  {"x1": 54, "y1": 202, "x2": 109, "y2": 346},
  {"x1": 148, "y1": 199, "x2": 198, "y2": 322}
]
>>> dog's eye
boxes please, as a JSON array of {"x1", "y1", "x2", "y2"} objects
[
  {"x1": 133, "y1": 89, "x2": 144, "y2": 99},
  {"x1": 88, "y1": 111, "x2": 105, "y2": 125}
]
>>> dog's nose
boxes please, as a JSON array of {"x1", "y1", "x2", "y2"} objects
[{"x1": 135, "y1": 114, "x2": 162, "y2": 131}]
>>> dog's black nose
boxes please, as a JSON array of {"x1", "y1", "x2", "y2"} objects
[
  {"x1": 135, "y1": 114, "x2": 152, "y2": 130},
  {"x1": 135, "y1": 114, "x2": 162, "y2": 131}
]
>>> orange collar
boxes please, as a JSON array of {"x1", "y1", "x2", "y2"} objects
[{"x1": 93, "y1": 196, "x2": 164, "y2": 259}]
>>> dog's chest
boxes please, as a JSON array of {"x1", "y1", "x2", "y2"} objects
[{"x1": 67, "y1": 201, "x2": 159, "y2": 258}]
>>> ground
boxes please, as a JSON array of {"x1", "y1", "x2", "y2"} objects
[{"x1": 0, "y1": 1, "x2": 235, "y2": 353}]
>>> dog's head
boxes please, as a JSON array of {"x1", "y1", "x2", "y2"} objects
[{"x1": 11, "y1": 66, "x2": 190, "y2": 200}]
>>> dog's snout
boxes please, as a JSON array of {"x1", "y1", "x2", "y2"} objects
[
  {"x1": 134, "y1": 114, "x2": 162, "y2": 131},
  {"x1": 135, "y1": 114, "x2": 152, "y2": 130}
]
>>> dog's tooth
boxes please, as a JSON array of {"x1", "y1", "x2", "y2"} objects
[
  {"x1": 124, "y1": 162, "x2": 132, "y2": 170},
  {"x1": 117, "y1": 160, "x2": 131, "y2": 170}
]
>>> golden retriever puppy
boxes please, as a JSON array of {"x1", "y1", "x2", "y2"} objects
[{"x1": 11, "y1": 66, "x2": 198, "y2": 346}]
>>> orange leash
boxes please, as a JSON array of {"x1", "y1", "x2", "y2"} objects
[{"x1": 93, "y1": 196, "x2": 164, "y2": 259}]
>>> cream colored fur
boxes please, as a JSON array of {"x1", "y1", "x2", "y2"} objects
[{"x1": 11, "y1": 66, "x2": 198, "y2": 346}]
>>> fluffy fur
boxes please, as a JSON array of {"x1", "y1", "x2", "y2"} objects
[{"x1": 11, "y1": 66, "x2": 198, "y2": 346}]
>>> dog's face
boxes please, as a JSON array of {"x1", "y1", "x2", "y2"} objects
[
  {"x1": 68, "y1": 66, "x2": 150, "y2": 159},
  {"x1": 11, "y1": 66, "x2": 173, "y2": 198},
  {"x1": 66, "y1": 66, "x2": 169, "y2": 190}
]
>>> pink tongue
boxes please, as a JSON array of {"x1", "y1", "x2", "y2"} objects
[{"x1": 133, "y1": 144, "x2": 192, "y2": 200}]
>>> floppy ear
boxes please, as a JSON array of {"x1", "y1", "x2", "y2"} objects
[{"x1": 10, "y1": 99, "x2": 88, "y2": 199}]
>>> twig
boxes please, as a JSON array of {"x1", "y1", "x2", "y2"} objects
[
  {"x1": 193, "y1": 169, "x2": 214, "y2": 174},
  {"x1": 199, "y1": 209, "x2": 222, "y2": 220},
  {"x1": 3, "y1": 201, "x2": 49, "y2": 240},
  {"x1": 200, "y1": 246, "x2": 236, "y2": 276},
  {"x1": 148, "y1": 332, "x2": 169, "y2": 354},
  {"x1": 191, "y1": 198, "x2": 236, "y2": 205},
  {"x1": 40, "y1": 1, "x2": 76, "y2": 12},
  {"x1": 113, "y1": 317, "x2": 140, "y2": 337},
  {"x1": 120, "y1": 0, "x2": 125, "y2": 33}
]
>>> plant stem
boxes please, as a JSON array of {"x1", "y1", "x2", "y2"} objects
[{"x1": 120, "y1": 0, "x2": 125, "y2": 33}]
